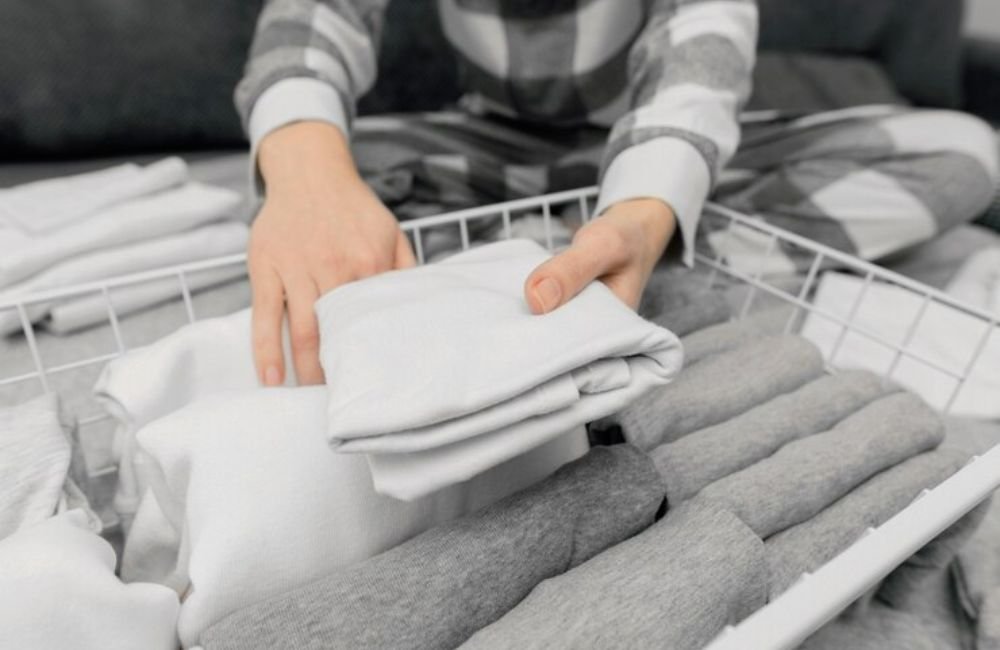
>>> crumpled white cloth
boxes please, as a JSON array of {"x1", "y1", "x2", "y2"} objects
[
  {"x1": 802, "y1": 272, "x2": 1000, "y2": 418},
  {"x1": 317, "y1": 239, "x2": 683, "y2": 499},
  {"x1": 946, "y1": 248, "x2": 1000, "y2": 316},
  {"x1": 0, "y1": 221, "x2": 248, "y2": 335},
  {"x1": 0, "y1": 176, "x2": 242, "y2": 290},
  {"x1": 124, "y1": 387, "x2": 586, "y2": 648},
  {"x1": 0, "y1": 510, "x2": 179, "y2": 650}
]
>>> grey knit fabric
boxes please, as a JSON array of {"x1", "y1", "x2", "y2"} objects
[
  {"x1": 639, "y1": 267, "x2": 731, "y2": 337},
  {"x1": 766, "y1": 448, "x2": 967, "y2": 597},
  {"x1": 620, "y1": 335, "x2": 825, "y2": 451},
  {"x1": 680, "y1": 306, "x2": 798, "y2": 366},
  {"x1": 199, "y1": 445, "x2": 665, "y2": 650},
  {"x1": 652, "y1": 370, "x2": 894, "y2": 504},
  {"x1": 695, "y1": 393, "x2": 945, "y2": 538},
  {"x1": 800, "y1": 602, "x2": 943, "y2": 650},
  {"x1": 459, "y1": 500, "x2": 767, "y2": 650}
]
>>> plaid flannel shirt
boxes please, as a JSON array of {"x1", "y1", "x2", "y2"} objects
[{"x1": 237, "y1": 0, "x2": 758, "y2": 264}]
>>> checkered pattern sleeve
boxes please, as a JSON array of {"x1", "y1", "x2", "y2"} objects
[
  {"x1": 235, "y1": 0, "x2": 388, "y2": 153},
  {"x1": 595, "y1": 0, "x2": 758, "y2": 266}
]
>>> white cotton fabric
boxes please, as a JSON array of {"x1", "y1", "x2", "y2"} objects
[
  {"x1": 0, "y1": 510, "x2": 179, "y2": 650},
  {"x1": 946, "y1": 248, "x2": 1000, "y2": 316},
  {"x1": 317, "y1": 239, "x2": 682, "y2": 500},
  {"x1": 802, "y1": 272, "x2": 1000, "y2": 418},
  {"x1": 0, "y1": 180, "x2": 242, "y2": 289},
  {"x1": 0, "y1": 157, "x2": 187, "y2": 236},
  {"x1": 0, "y1": 221, "x2": 249, "y2": 335},
  {"x1": 0, "y1": 394, "x2": 72, "y2": 540},
  {"x1": 125, "y1": 388, "x2": 586, "y2": 648}
]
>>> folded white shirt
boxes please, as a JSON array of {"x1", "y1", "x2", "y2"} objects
[
  {"x1": 0, "y1": 157, "x2": 187, "y2": 236},
  {"x1": 0, "y1": 221, "x2": 248, "y2": 335},
  {"x1": 0, "y1": 510, "x2": 179, "y2": 650},
  {"x1": 0, "y1": 181, "x2": 242, "y2": 288},
  {"x1": 802, "y1": 271, "x2": 1000, "y2": 418},
  {"x1": 46, "y1": 264, "x2": 247, "y2": 335},
  {"x1": 126, "y1": 387, "x2": 586, "y2": 648},
  {"x1": 317, "y1": 239, "x2": 682, "y2": 499}
]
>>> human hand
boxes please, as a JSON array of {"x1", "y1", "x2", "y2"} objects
[
  {"x1": 251, "y1": 122, "x2": 415, "y2": 386},
  {"x1": 524, "y1": 198, "x2": 676, "y2": 313}
]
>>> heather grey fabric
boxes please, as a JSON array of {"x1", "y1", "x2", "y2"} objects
[
  {"x1": 680, "y1": 307, "x2": 800, "y2": 366},
  {"x1": 639, "y1": 268, "x2": 731, "y2": 337},
  {"x1": 459, "y1": 500, "x2": 767, "y2": 650},
  {"x1": 652, "y1": 370, "x2": 894, "y2": 504},
  {"x1": 799, "y1": 603, "x2": 943, "y2": 650},
  {"x1": 199, "y1": 445, "x2": 665, "y2": 650},
  {"x1": 620, "y1": 335, "x2": 825, "y2": 451},
  {"x1": 695, "y1": 393, "x2": 945, "y2": 538},
  {"x1": 766, "y1": 448, "x2": 967, "y2": 597}
]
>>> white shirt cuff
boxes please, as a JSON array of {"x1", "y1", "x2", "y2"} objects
[
  {"x1": 595, "y1": 137, "x2": 712, "y2": 267},
  {"x1": 246, "y1": 77, "x2": 351, "y2": 197}
]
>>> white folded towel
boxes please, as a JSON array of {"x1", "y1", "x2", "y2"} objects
[
  {"x1": 0, "y1": 157, "x2": 187, "y2": 235},
  {"x1": 0, "y1": 510, "x2": 179, "y2": 650},
  {"x1": 317, "y1": 239, "x2": 683, "y2": 499},
  {"x1": 802, "y1": 272, "x2": 1000, "y2": 418},
  {"x1": 47, "y1": 264, "x2": 247, "y2": 335},
  {"x1": 125, "y1": 387, "x2": 586, "y2": 648},
  {"x1": 0, "y1": 181, "x2": 242, "y2": 289},
  {"x1": 0, "y1": 221, "x2": 248, "y2": 335},
  {"x1": 946, "y1": 248, "x2": 1000, "y2": 316}
]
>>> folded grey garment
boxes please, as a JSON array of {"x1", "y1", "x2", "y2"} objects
[
  {"x1": 766, "y1": 448, "x2": 967, "y2": 597},
  {"x1": 199, "y1": 445, "x2": 665, "y2": 650},
  {"x1": 695, "y1": 392, "x2": 945, "y2": 538},
  {"x1": 639, "y1": 267, "x2": 731, "y2": 337},
  {"x1": 653, "y1": 370, "x2": 894, "y2": 504},
  {"x1": 680, "y1": 306, "x2": 800, "y2": 366},
  {"x1": 799, "y1": 602, "x2": 944, "y2": 650},
  {"x1": 620, "y1": 334, "x2": 824, "y2": 451},
  {"x1": 458, "y1": 500, "x2": 767, "y2": 650}
]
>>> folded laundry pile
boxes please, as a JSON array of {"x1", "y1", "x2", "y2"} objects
[
  {"x1": 316, "y1": 239, "x2": 683, "y2": 499},
  {"x1": 0, "y1": 158, "x2": 247, "y2": 335},
  {"x1": 947, "y1": 247, "x2": 1000, "y2": 316},
  {"x1": 802, "y1": 271, "x2": 1000, "y2": 418}
]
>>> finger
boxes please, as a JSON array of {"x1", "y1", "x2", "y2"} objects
[
  {"x1": 285, "y1": 277, "x2": 326, "y2": 386},
  {"x1": 250, "y1": 265, "x2": 286, "y2": 386},
  {"x1": 523, "y1": 229, "x2": 628, "y2": 314},
  {"x1": 600, "y1": 271, "x2": 644, "y2": 310},
  {"x1": 394, "y1": 230, "x2": 417, "y2": 269}
]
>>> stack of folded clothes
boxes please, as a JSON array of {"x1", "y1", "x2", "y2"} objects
[{"x1": 0, "y1": 158, "x2": 247, "y2": 335}]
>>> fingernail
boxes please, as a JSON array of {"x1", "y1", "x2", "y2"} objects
[
  {"x1": 263, "y1": 365, "x2": 282, "y2": 386},
  {"x1": 533, "y1": 278, "x2": 562, "y2": 313}
]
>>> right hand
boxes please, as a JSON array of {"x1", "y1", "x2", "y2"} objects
[{"x1": 250, "y1": 121, "x2": 415, "y2": 386}]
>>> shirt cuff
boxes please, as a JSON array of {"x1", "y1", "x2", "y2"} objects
[
  {"x1": 246, "y1": 77, "x2": 351, "y2": 197},
  {"x1": 595, "y1": 137, "x2": 712, "y2": 267}
]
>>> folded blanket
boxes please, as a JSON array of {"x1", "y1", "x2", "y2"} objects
[
  {"x1": 0, "y1": 157, "x2": 186, "y2": 237},
  {"x1": 766, "y1": 448, "x2": 967, "y2": 597},
  {"x1": 620, "y1": 334, "x2": 825, "y2": 451},
  {"x1": 125, "y1": 387, "x2": 587, "y2": 648},
  {"x1": 695, "y1": 392, "x2": 945, "y2": 538},
  {"x1": 0, "y1": 221, "x2": 248, "y2": 335},
  {"x1": 802, "y1": 271, "x2": 1000, "y2": 418},
  {"x1": 653, "y1": 370, "x2": 894, "y2": 504},
  {"x1": 680, "y1": 306, "x2": 799, "y2": 365},
  {"x1": 0, "y1": 510, "x2": 179, "y2": 650},
  {"x1": 460, "y1": 500, "x2": 767, "y2": 650},
  {"x1": 317, "y1": 239, "x2": 682, "y2": 499},
  {"x1": 199, "y1": 445, "x2": 665, "y2": 650},
  {"x1": 0, "y1": 181, "x2": 242, "y2": 289}
]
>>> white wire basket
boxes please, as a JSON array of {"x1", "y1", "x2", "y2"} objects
[{"x1": 1, "y1": 186, "x2": 999, "y2": 649}]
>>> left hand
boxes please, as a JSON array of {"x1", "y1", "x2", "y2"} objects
[{"x1": 524, "y1": 198, "x2": 676, "y2": 313}]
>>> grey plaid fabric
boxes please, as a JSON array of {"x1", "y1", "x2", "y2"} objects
[{"x1": 237, "y1": 0, "x2": 759, "y2": 265}]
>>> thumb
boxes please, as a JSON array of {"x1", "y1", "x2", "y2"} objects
[
  {"x1": 524, "y1": 237, "x2": 615, "y2": 314},
  {"x1": 394, "y1": 229, "x2": 417, "y2": 269}
]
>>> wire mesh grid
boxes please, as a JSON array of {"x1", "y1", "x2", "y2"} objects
[{"x1": 1, "y1": 186, "x2": 999, "y2": 648}]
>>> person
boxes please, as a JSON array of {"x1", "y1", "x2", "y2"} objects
[{"x1": 237, "y1": 0, "x2": 998, "y2": 387}]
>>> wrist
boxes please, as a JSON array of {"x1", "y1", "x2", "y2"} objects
[{"x1": 258, "y1": 121, "x2": 361, "y2": 197}]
